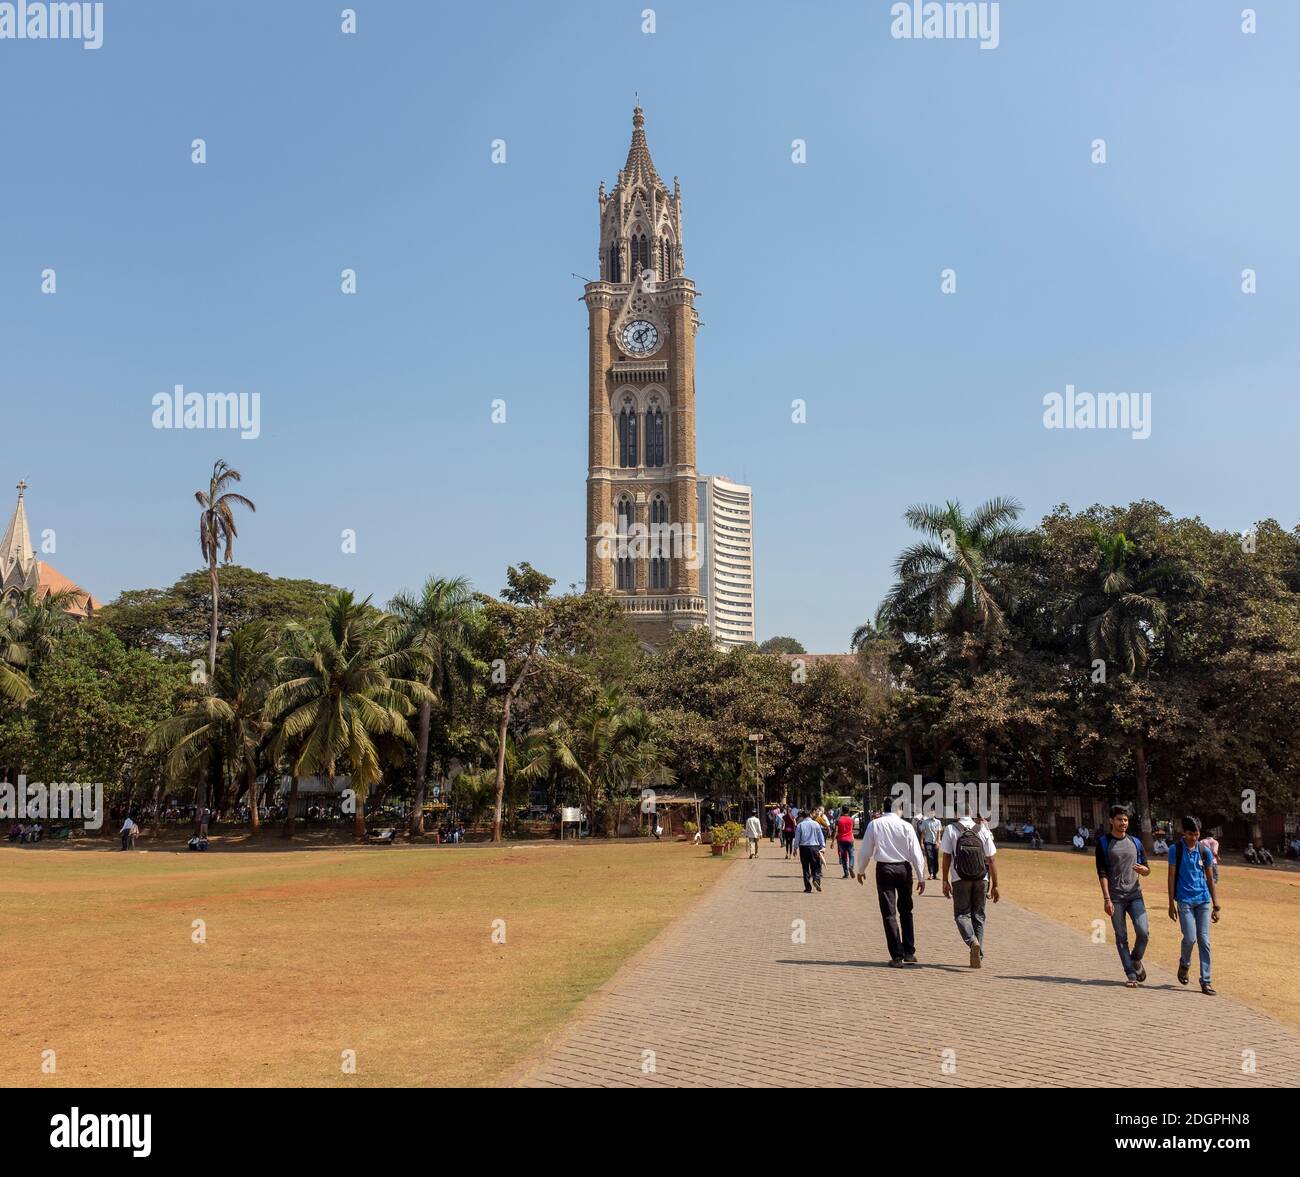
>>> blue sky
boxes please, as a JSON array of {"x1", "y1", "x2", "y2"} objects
[{"x1": 2, "y1": 0, "x2": 1297, "y2": 651}]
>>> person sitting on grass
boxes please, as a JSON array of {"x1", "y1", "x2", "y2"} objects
[{"x1": 1243, "y1": 844, "x2": 1258, "y2": 864}]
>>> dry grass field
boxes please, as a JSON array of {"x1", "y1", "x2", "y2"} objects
[
  {"x1": 0, "y1": 838, "x2": 724, "y2": 1088},
  {"x1": 995, "y1": 846, "x2": 1300, "y2": 1030}
]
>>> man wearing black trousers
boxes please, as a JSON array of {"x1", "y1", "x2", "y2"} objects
[
  {"x1": 792, "y1": 809, "x2": 826, "y2": 893},
  {"x1": 856, "y1": 806, "x2": 928, "y2": 966}
]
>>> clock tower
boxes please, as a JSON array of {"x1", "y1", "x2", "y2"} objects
[{"x1": 584, "y1": 106, "x2": 707, "y2": 648}]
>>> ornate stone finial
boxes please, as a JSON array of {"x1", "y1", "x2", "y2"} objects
[
  {"x1": 633, "y1": 104, "x2": 644, "y2": 129},
  {"x1": 16, "y1": 480, "x2": 26, "y2": 499}
]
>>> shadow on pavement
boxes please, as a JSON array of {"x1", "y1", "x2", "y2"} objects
[
  {"x1": 778, "y1": 959, "x2": 971, "y2": 973},
  {"x1": 999, "y1": 974, "x2": 1180, "y2": 991}
]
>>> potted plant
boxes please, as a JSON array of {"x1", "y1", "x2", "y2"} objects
[{"x1": 710, "y1": 827, "x2": 725, "y2": 856}]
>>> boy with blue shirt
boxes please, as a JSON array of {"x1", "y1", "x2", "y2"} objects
[{"x1": 1167, "y1": 814, "x2": 1221, "y2": 996}]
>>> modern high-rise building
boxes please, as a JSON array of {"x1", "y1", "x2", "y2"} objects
[
  {"x1": 583, "y1": 106, "x2": 708, "y2": 649},
  {"x1": 697, "y1": 475, "x2": 756, "y2": 650}
]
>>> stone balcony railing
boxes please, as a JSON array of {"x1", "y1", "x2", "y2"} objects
[{"x1": 621, "y1": 594, "x2": 707, "y2": 615}]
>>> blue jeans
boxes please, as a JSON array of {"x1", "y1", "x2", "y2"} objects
[
  {"x1": 1178, "y1": 901, "x2": 1212, "y2": 983},
  {"x1": 924, "y1": 843, "x2": 939, "y2": 878},
  {"x1": 838, "y1": 840, "x2": 855, "y2": 876},
  {"x1": 1110, "y1": 894, "x2": 1149, "y2": 979}
]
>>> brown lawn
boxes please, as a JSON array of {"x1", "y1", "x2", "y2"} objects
[
  {"x1": 997, "y1": 846, "x2": 1300, "y2": 1029},
  {"x1": 0, "y1": 838, "x2": 725, "y2": 1087}
]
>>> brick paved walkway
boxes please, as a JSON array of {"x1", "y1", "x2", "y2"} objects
[{"x1": 513, "y1": 849, "x2": 1300, "y2": 1087}]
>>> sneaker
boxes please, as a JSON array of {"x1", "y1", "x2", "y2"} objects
[
  {"x1": 903, "y1": 953, "x2": 918, "y2": 964},
  {"x1": 813, "y1": 879, "x2": 821, "y2": 892},
  {"x1": 888, "y1": 958, "x2": 905, "y2": 968},
  {"x1": 1134, "y1": 961, "x2": 1147, "y2": 983},
  {"x1": 969, "y1": 940, "x2": 982, "y2": 968}
]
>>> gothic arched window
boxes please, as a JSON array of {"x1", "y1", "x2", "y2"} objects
[
  {"x1": 633, "y1": 233, "x2": 649, "y2": 276},
  {"x1": 659, "y1": 237, "x2": 675, "y2": 280},
  {"x1": 607, "y1": 241, "x2": 621, "y2": 282},
  {"x1": 618, "y1": 397, "x2": 638, "y2": 468},
  {"x1": 649, "y1": 495, "x2": 670, "y2": 590},
  {"x1": 645, "y1": 399, "x2": 665, "y2": 468},
  {"x1": 616, "y1": 497, "x2": 634, "y2": 590}
]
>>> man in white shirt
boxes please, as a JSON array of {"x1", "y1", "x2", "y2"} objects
[
  {"x1": 744, "y1": 813, "x2": 763, "y2": 859},
  {"x1": 856, "y1": 808, "x2": 927, "y2": 966},
  {"x1": 120, "y1": 815, "x2": 137, "y2": 851},
  {"x1": 941, "y1": 812, "x2": 1000, "y2": 968}
]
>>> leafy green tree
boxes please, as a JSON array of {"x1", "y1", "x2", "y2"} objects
[
  {"x1": 758, "y1": 636, "x2": 805, "y2": 655},
  {"x1": 6, "y1": 626, "x2": 183, "y2": 805},
  {"x1": 97, "y1": 567, "x2": 339, "y2": 659}
]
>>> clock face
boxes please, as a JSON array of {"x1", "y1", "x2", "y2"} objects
[{"x1": 621, "y1": 319, "x2": 660, "y2": 356}]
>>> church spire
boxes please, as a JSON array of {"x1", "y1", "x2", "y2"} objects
[{"x1": 0, "y1": 480, "x2": 34, "y2": 570}]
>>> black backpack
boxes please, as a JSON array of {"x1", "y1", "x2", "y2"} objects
[{"x1": 953, "y1": 823, "x2": 987, "y2": 881}]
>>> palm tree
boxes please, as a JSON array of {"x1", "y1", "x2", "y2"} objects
[
  {"x1": 888, "y1": 498, "x2": 1025, "y2": 783},
  {"x1": 266, "y1": 591, "x2": 433, "y2": 839},
  {"x1": 196, "y1": 459, "x2": 256, "y2": 681},
  {"x1": 888, "y1": 498, "x2": 1025, "y2": 645},
  {"x1": 458, "y1": 726, "x2": 557, "y2": 834},
  {"x1": 1066, "y1": 527, "x2": 1204, "y2": 846},
  {"x1": 548, "y1": 689, "x2": 674, "y2": 835},
  {"x1": 149, "y1": 622, "x2": 277, "y2": 834},
  {"x1": 0, "y1": 603, "x2": 34, "y2": 705},
  {"x1": 388, "y1": 576, "x2": 480, "y2": 838},
  {"x1": 850, "y1": 602, "x2": 897, "y2": 653},
  {"x1": 2, "y1": 587, "x2": 78, "y2": 671}
]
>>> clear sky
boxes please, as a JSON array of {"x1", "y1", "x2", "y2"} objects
[{"x1": 2, "y1": 0, "x2": 1297, "y2": 652}]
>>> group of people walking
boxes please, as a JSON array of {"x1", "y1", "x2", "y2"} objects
[
  {"x1": 753, "y1": 800, "x2": 1221, "y2": 994},
  {"x1": 1098, "y1": 807, "x2": 1219, "y2": 994},
  {"x1": 767, "y1": 804, "x2": 859, "y2": 890}
]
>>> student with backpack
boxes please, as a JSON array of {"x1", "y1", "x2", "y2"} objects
[
  {"x1": 1167, "y1": 815, "x2": 1221, "y2": 996},
  {"x1": 1096, "y1": 805, "x2": 1151, "y2": 987},
  {"x1": 940, "y1": 810, "x2": 1000, "y2": 968}
]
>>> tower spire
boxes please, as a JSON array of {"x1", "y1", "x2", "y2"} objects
[{"x1": 622, "y1": 102, "x2": 662, "y2": 190}]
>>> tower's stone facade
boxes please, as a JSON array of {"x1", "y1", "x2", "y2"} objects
[{"x1": 584, "y1": 107, "x2": 707, "y2": 648}]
